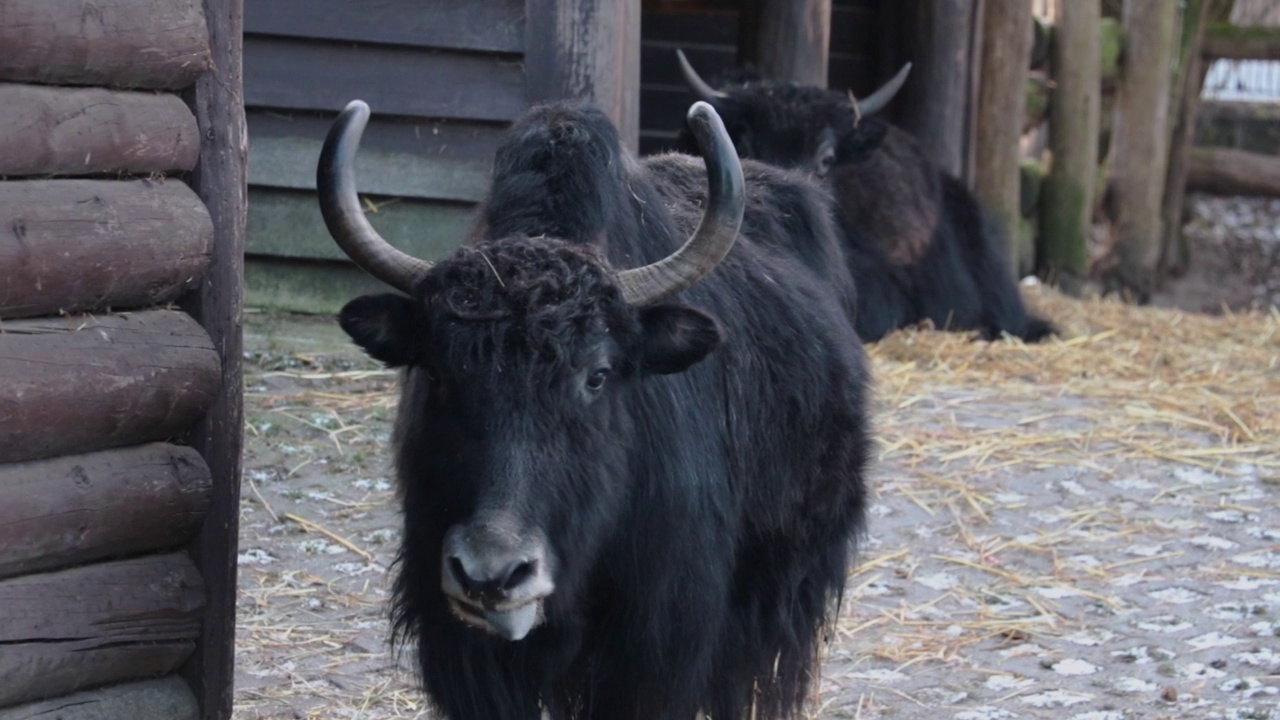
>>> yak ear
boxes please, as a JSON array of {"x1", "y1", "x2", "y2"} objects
[
  {"x1": 636, "y1": 303, "x2": 723, "y2": 375},
  {"x1": 339, "y1": 294, "x2": 419, "y2": 367},
  {"x1": 837, "y1": 119, "x2": 888, "y2": 164}
]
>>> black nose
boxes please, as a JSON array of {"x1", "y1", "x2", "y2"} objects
[
  {"x1": 447, "y1": 553, "x2": 538, "y2": 596},
  {"x1": 442, "y1": 524, "x2": 549, "y2": 603}
]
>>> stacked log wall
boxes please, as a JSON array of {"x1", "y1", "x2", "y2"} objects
[{"x1": 0, "y1": 0, "x2": 243, "y2": 717}]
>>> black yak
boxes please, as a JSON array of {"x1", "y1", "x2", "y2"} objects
[
  {"x1": 317, "y1": 98, "x2": 871, "y2": 719},
  {"x1": 676, "y1": 50, "x2": 1055, "y2": 343}
]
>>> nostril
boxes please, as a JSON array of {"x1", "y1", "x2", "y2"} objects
[
  {"x1": 448, "y1": 556, "x2": 473, "y2": 592},
  {"x1": 502, "y1": 559, "x2": 537, "y2": 592}
]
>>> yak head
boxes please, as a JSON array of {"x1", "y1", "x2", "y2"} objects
[
  {"x1": 317, "y1": 100, "x2": 744, "y2": 642},
  {"x1": 674, "y1": 50, "x2": 911, "y2": 178}
]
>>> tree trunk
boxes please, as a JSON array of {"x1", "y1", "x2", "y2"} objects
[
  {"x1": 974, "y1": 0, "x2": 1035, "y2": 276},
  {"x1": 1103, "y1": 0, "x2": 1179, "y2": 300},
  {"x1": 737, "y1": 0, "x2": 832, "y2": 86},
  {"x1": 1039, "y1": 0, "x2": 1101, "y2": 293}
]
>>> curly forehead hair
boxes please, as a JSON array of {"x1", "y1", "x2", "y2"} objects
[{"x1": 419, "y1": 237, "x2": 638, "y2": 357}]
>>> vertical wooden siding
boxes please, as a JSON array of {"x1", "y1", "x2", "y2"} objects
[
  {"x1": 638, "y1": 0, "x2": 878, "y2": 156},
  {"x1": 242, "y1": 0, "x2": 523, "y2": 311}
]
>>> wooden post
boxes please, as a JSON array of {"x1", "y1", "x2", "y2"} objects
[
  {"x1": 737, "y1": 0, "x2": 832, "y2": 87},
  {"x1": 1161, "y1": 0, "x2": 1235, "y2": 276},
  {"x1": 179, "y1": 0, "x2": 246, "y2": 717},
  {"x1": 525, "y1": 0, "x2": 640, "y2": 152},
  {"x1": 973, "y1": 0, "x2": 1035, "y2": 276},
  {"x1": 894, "y1": 0, "x2": 982, "y2": 182},
  {"x1": 1104, "y1": 0, "x2": 1179, "y2": 299},
  {"x1": 1039, "y1": 0, "x2": 1101, "y2": 292}
]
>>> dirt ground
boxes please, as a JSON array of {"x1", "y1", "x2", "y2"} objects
[{"x1": 232, "y1": 202, "x2": 1279, "y2": 719}]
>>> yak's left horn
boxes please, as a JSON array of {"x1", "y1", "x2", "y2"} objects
[
  {"x1": 676, "y1": 49, "x2": 728, "y2": 104},
  {"x1": 616, "y1": 102, "x2": 745, "y2": 306},
  {"x1": 318, "y1": 100, "x2": 434, "y2": 294},
  {"x1": 853, "y1": 62, "x2": 912, "y2": 117}
]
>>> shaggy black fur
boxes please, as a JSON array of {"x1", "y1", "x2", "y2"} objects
[
  {"x1": 337, "y1": 103, "x2": 871, "y2": 719},
  {"x1": 677, "y1": 77, "x2": 1055, "y2": 343}
]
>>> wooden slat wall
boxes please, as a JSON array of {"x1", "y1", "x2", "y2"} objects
[
  {"x1": 638, "y1": 0, "x2": 878, "y2": 156},
  {"x1": 242, "y1": 0, "x2": 523, "y2": 310}
]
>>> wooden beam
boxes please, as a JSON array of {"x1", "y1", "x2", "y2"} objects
[
  {"x1": 525, "y1": 0, "x2": 641, "y2": 152},
  {"x1": 0, "y1": 677, "x2": 198, "y2": 720},
  {"x1": 0, "y1": 311, "x2": 221, "y2": 465},
  {"x1": 737, "y1": 0, "x2": 832, "y2": 87},
  {"x1": 179, "y1": 0, "x2": 246, "y2": 717},
  {"x1": 0, "y1": 84, "x2": 199, "y2": 177},
  {"x1": 244, "y1": 0, "x2": 525, "y2": 55},
  {"x1": 0, "y1": 180, "x2": 213, "y2": 320},
  {"x1": 1039, "y1": 0, "x2": 1101, "y2": 292},
  {"x1": 1187, "y1": 146, "x2": 1280, "y2": 197},
  {"x1": 0, "y1": 0, "x2": 211, "y2": 90},
  {"x1": 894, "y1": 0, "x2": 981, "y2": 181},
  {"x1": 0, "y1": 443, "x2": 212, "y2": 580},
  {"x1": 1104, "y1": 0, "x2": 1179, "y2": 299},
  {"x1": 1159, "y1": 0, "x2": 1224, "y2": 276},
  {"x1": 973, "y1": 0, "x2": 1035, "y2": 275},
  {"x1": 0, "y1": 554, "x2": 204, "y2": 708},
  {"x1": 1202, "y1": 23, "x2": 1280, "y2": 60}
]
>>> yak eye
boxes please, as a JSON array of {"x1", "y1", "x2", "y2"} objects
[{"x1": 585, "y1": 368, "x2": 610, "y2": 392}]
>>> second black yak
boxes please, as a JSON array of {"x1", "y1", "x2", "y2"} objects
[{"x1": 676, "y1": 51, "x2": 1055, "y2": 343}]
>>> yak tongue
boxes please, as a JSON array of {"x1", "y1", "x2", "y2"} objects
[{"x1": 485, "y1": 603, "x2": 539, "y2": 641}]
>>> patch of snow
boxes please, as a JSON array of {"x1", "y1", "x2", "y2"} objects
[
  {"x1": 1051, "y1": 658, "x2": 1100, "y2": 676},
  {"x1": 1020, "y1": 690, "x2": 1093, "y2": 708}
]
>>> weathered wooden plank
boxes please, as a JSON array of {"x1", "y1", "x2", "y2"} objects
[
  {"x1": 244, "y1": 37, "x2": 526, "y2": 123},
  {"x1": 0, "y1": 310, "x2": 220, "y2": 464},
  {"x1": 178, "y1": 1, "x2": 246, "y2": 714},
  {"x1": 0, "y1": 443, "x2": 212, "y2": 580},
  {"x1": 247, "y1": 188, "x2": 476, "y2": 263},
  {"x1": 246, "y1": 256, "x2": 397, "y2": 315},
  {"x1": 526, "y1": 0, "x2": 641, "y2": 150},
  {"x1": 249, "y1": 135, "x2": 491, "y2": 203},
  {"x1": 245, "y1": 0, "x2": 524, "y2": 54},
  {"x1": 0, "y1": 84, "x2": 200, "y2": 177},
  {"x1": 0, "y1": 677, "x2": 198, "y2": 720},
  {"x1": 248, "y1": 110, "x2": 506, "y2": 163},
  {"x1": 0, "y1": 554, "x2": 203, "y2": 709},
  {"x1": 0, "y1": 179, "x2": 213, "y2": 320},
  {"x1": 0, "y1": 0, "x2": 211, "y2": 90},
  {"x1": 738, "y1": 0, "x2": 833, "y2": 87}
]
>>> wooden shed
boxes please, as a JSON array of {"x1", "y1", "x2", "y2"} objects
[
  {"x1": 241, "y1": 0, "x2": 983, "y2": 314},
  {"x1": 0, "y1": 0, "x2": 244, "y2": 718}
]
